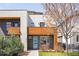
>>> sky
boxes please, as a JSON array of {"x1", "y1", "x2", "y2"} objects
[{"x1": 0, "y1": 3, "x2": 43, "y2": 12}]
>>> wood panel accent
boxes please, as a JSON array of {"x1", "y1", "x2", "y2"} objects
[
  {"x1": 7, "y1": 27, "x2": 20, "y2": 35},
  {"x1": 54, "y1": 31, "x2": 58, "y2": 50},
  {"x1": 28, "y1": 27, "x2": 56, "y2": 35}
]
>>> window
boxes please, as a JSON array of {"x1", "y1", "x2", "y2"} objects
[
  {"x1": 76, "y1": 35, "x2": 79, "y2": 42},
  {"x1": 12, "y1": 22, "x2": 20, "y2": 27},
  {"x1": 6, "y1": 22, "x2": 12, "y2": 28},
  {"x1": 39, "y1": 22, "x2": 45, "y2": 27}
]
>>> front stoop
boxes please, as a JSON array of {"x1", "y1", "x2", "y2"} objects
[{"x1": 27, "y1": 50, "x2": 38, "y2": 56}]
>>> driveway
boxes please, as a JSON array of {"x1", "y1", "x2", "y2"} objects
[{"x1": 27, "y1": 50, "x2": 38, "y2": 56}]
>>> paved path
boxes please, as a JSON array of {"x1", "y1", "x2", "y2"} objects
[{"x1": 27, "y1": 50, "x2": 38, "y2": 56}]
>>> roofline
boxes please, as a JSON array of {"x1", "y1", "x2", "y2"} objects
[
  {"x1": 0, "y1": 9, "x2": 28, "y2": 11},
  {"x1": 0, "y1": 9, "x2": 43, "y2": 15}
]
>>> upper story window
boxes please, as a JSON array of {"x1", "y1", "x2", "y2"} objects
[
  {"x1": 76, "y1": 35, "x2": 79, "y2": 42},
  {"x1": 6, "y1": 22, "x2": 12, "y2": 28},
  {"x1": 12, "y1": 22, "x2": 20, "y2": 27},
  {"x1": 6, "y1": 21, "x2": 20, "y2": 28},
  {"x1": 39, "y1": 22, "x2": 45, "y2": 27}
]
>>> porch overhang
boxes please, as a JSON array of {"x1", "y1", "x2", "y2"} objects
[
  {"x1": 28, "y1": 27, "x2": 57, "y2": 36},
  {"x1": 28, "y1": 27, "x2": 58, "y2": 50}
]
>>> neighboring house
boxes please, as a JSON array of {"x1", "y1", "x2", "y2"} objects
[
  {"x1": 57, "y1": 19, "x2": 79, "y2": 50},
  {"x1": 0, "y1": 10, "x2": 58, "y2": 52}
]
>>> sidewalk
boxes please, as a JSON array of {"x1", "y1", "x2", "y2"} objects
[{"x1": 27, "y1": 50, "x2": 38, "y2": 56}]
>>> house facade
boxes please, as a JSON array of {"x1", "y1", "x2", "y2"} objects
[{"x1": 0, "y1": 10, "x2": 58, "y2": 51}]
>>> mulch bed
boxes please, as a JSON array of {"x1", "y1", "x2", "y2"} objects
[{"x1": 18, "y1": 51, "x2": 30, "y2": 56}]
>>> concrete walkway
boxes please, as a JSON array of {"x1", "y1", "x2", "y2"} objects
[{"x1": 27, "y1": 50, "x2": 38, "y2": 56}]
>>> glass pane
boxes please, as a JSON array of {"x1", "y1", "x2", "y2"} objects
[
  {"x1": 40, "y1": 36, "x2": 50, "y2": 47},
  {"x1": 33, "y1": 36, "x2": 38, "y2": 49},
  {"x1": 6, "y1": 22, "x2": 12, "y2": 28}
]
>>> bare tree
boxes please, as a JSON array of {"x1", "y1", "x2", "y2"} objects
[{"x1": 43, "y1": 3, "x2": 79, "y2": 54}]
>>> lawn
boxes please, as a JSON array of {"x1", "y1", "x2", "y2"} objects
[{"x1": 39, "y1": 51, "x2": 79, "y2": 56}]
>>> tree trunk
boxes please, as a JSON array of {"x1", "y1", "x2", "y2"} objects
[
  {"x1": 70, "y1": 38, "x2": 73, "y2": 52},
  {"x1": 65, "y1": 39, "x2": 69, "y2": 55}
]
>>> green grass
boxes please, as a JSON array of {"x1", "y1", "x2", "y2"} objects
[{"x1": 39, "y1": 51, "x2": 79, "y2": 56}]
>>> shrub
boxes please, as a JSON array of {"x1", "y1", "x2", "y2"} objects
[{"x1": 0, "y1": 35, "x2": 24, "y2": 56}]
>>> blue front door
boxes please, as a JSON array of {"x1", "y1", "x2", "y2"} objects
[{"x1": 33, "y1": 36, "x2": 39, "y2": 49}]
